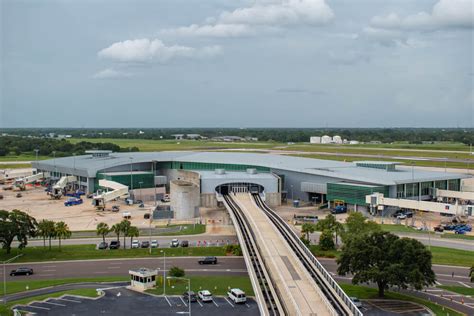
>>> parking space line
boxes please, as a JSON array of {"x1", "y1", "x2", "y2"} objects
[
  {"x1": 458, "y1": 281, "x2": 471, "y2": 288},
  {"x1": 246, "y1": 303, "x2": 251, "y2": 308},
  {"x1": 179, "y1": 297, "x2": 188, "y2": 307},
  {"x1": 223, "y1": 297, "x2": 234, "y2": 307},
  {"x1": 213, "y1": 300, "x2": 219, "y2": 307},
  {"x1": 164, "y1": 296, "x2": 172, "y2": 307},
  {"x1": 196, "y1": 300, "x2": 203, "y2": 307},
  {"x1": 57, "y1": 298, "x2": 82, "y2": 303},
  {"x1": 435, "y1": 281, "x2": 442, "y2": 286},
  {"x1": 27, "y1": 305, "x2": 50, "y2": 310},
  {"x1": 43, "y1": 301, "x2": 66, "y2": 306}
]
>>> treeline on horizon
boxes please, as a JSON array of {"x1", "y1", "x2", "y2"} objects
[
  {"x1": 0, "y1": 136, "x2": 140, "y2": 157},
  {"x1": 1, "y1": 128, "x2": 473, "y2": 145}
]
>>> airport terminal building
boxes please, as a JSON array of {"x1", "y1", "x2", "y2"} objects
[{"x1": 32, "y1": 151, "x2": 469, "y2": 211}]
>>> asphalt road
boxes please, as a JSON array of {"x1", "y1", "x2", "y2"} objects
[{"x1": 1, "y1": 257, "x2": 247, "y2": 281}]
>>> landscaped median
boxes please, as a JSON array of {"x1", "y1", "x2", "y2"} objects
[
  {"x1": 0, "y1": 245, "x2": 230, "y2": 263},
  {"x1": 340, "y1": 284, "x2": 464, "y2": 316}
]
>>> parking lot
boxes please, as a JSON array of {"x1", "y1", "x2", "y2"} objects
[{"x1": 13, "y1": 288, "x2": 260, "y2": 316}]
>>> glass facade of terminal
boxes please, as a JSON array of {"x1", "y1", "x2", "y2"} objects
[
  {"x1": 156, "y1": 161, "x2": 269, "y2": 172},
  {"x1": 327, "y1": 183, "x2": 389, "y2": 205}
]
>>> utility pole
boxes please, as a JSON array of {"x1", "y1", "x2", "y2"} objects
[{"x1": 3, "y1": 254, "x2": 23, "y2": 305}]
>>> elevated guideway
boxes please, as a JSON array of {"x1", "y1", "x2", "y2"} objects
[
  {"x1": 224, "y1": 192, "x2": 360, "y2": 316},
  {"x1": 92, "y1": 179, "x2": 129, "y2": 209}
]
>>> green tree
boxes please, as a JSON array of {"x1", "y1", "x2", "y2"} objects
[
  {"x1": 342, "y1": 212, "x2": 381, "y2": 242},
  {"x1": 96, "y1": 222, "x2": 110, "y2": 243},
  {"x1": 470, "y1": 266, "x2": 474, "y2": 282},
  {"x1": 315, "y1": 214, "x2": 344, "y2": 245},
  {"x1": 301, "y1": 223, "x2": 315, "y2": 242},
  {"x1": 37, "y1": 219, "x2": 55, "y2": 249},
  {"x1": 319, "y1": 229, "x2": 335, "y2": 251},
  {"x1": 55, "y1": 221, "x2": 71, "y2": 250},
  {"x1": 337, "y1": 231, "x2": 435, "y2": 297},
  {"x1": 127, "y1": 226, "x2": 139, "y2": 246},
  {"x1": 111, "y1": 223, "x2": 122, "y2": 242},
  {"x1": 0, "y1": 209, "x2": 37, "y2": 254},
  {"x1": 120, "y1": 220, "x2": 131, "y2": 249},
  {"x1": 169, "y1": 266, "x2": 185, "y2": 277}
]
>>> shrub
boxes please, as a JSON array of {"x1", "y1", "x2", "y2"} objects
[
  {"x1": 169, "y1": 266, "x2": 185, "y2": 277},
  {"x1": 319, "y1": 229, "x2": 335, "y2": 251}
]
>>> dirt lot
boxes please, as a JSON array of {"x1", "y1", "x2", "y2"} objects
[{"x1": 0, "y1": 185, "x2": 153, "y2": 231}]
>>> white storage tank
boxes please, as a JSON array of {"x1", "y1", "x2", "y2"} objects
[
  {"x1": 321, "y1": 135, "x2": 332, "y2": 144},
  {"x1": 170, "y1": 180, "x2": 200, "y2": 219},
  {"x1": 310, "y1": 136, "x2": 321, "y2": 144},
  {"x1": 333, "y1": 135, "x2": 343, "y2": 144}
]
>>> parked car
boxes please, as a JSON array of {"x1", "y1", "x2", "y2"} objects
[
  {"x1": 131, "y1": 240, "x2": 140, "y2": 248},
  {"x1": 198, "y1": 256, "x2": 217, "y2": 265},
  {"x1": 98, "y1": 241, "x2": 108, "y2": 249},
  {"x1": 16, "y1": 193, "x2": 22, "y2": 198},
  {"x1": 109, "y1": 240, "x2": 120, "y2": 249},
  {"x1": 170, "y1": 239, "x2": 179, "y2": 247},
  {"x1": 141, "y1": 241, "x2": 150, "y2": 248},
  {"x1": 161, "y1": 194, "x2": 170, "y2": 203},
  {"x1": 350, "y1": 297, "x2": 363, "y2": 308},
  {"x1": 151, "y1": 240, "x2": 158, "y2": 248},
  {"x1": 331, "y1": 205, "x2": 347, "y2": 214},
  {"x1": 182, "y1": 291, "x2": 197, "y2": 302},
  {"x1": 404, "y1": 211, "x2": 414, "y2": 218},
  {"x1": 396, "y1": 214, "x2": 407, "y2": 220},
  {"x1": 111, "y1": 205, "x2": 120, "y2": 212},
  {"x1": 10, "y1": 268, "x2": 34, "y2": 276},
  {"x1": 227, "y1": 288, "x2": 246, "y2": 304},
  {"x1": 198, "y1": 290, "x2": 213, "y2": 302},
  {"x1": 64, "y1": 197, "x2": 83, "y2": 206},
  {"x1": 181, "y1": 240, "x2": 189, "y2": 247},
  {"x1": 433, "y1": 225, "x2": 444, "y2": 232}
]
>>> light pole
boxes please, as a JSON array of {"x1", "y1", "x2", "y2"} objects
[
  {"x1": 150, "y1": 161, "x2": 156, "y2": 254},
  {"x1": 160, "y1": 250, "x2": 166, "y2": 295},
  {"x1": 167, "y1": 276, "x2": 191, "y2": 315},
  {"x1": 3, "y1": 254, "x2": 23, "y2": 305},
  {"x1": 34, "y1": 149, "x2": 39, "y2": 165}
]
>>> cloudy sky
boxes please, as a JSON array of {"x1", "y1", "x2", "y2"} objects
[{"x1": 1, "y1": 0, "x2": 473, "y2": 128}]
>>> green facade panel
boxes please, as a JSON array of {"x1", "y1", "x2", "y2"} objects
[
  {"x1": 95, "y1": 172, "x2": 154, "y2": 191},
  {"x1": 327, "y1": 183, "x2": 389, "y2": 205}
]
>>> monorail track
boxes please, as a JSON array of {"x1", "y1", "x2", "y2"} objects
[
  {"x1": 252, "y1": 193, "x2": 363, "y2": 316},
  {"x1": 223, "y1": 194, "x2": 285, "y2": 315}
]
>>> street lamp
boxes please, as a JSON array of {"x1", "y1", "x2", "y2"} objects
[
  {"x1": 160, "y1": 250, "x2": 166, "y2": 295},
  {"x1": 167, "y1": 276, "x2": 191, "y2": 315},
  {"x1": 3, "y1": 254, "x2": 23, "y2": 305}
]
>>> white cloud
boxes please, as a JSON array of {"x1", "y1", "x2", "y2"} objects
[
  {"x1": 161, "y1": 0, "x2": 334, "y2": 38},
  {"x1": 217, "y1": 0, "x2": 334, "y2": 26},
  {"x1": 161, "y1": 24, "x2": 254, "y2": 37},
  {"x1": 92, "y1": 68, "x2": 131, "y2": 79},
  {"x1": 98, "y1": 39, "x2": 222, "y2": 63},
  {"x1": 370, "y1": 0, "x2": 473, "y2": 31}
]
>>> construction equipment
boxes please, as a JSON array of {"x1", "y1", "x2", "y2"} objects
[
  {"x1": 14, "y1": 172, "x2": 50, "y2": 191},
  {"x1": 92, "y1": 179, "x2": 129, "y2": 210},
  {"x1": 49, "y1": 175, "x2": 77, "y2": 199}
]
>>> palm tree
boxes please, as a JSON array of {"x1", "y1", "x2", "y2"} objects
[
  {"x1": 54, "y1": 221, "x2": 71, "y2": 249},
  {"x1": 111, "y1": 223, "x2": 122, "y2": 242},
  {"x1": 96, "y1": 222, "x2": 110, "y2": 243},
  {"x1": 128, "y1": 226, "x2": 139, "y2": 247},
  {"x1": 301, "y1": 223, "x2": 315, "y2": 242},
  {"x1": 37, "y1": 219, "x2": 53, "y2": 248},
  {"x1": 120, "y1": 220, "x2": 131, "y2": 249},
  {"x1": 55, "y1": 221, "x2": 71, "y2": 250}
]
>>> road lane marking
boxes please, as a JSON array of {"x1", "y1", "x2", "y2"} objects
[
  {"x1": 37, "y1": 274, "x2": 54, "y2": 277},
  {"x1": 164, "y1": 296, "x2": 172, "y2": 307},
  {"x1": 426, "y1": 289, "x2": 443, "y2": 292},
  {"x1": 42, "y1": 265, "x2": 57, "y2": 268},
  {"x1": 438, "y1": 274, "x2": 470, "y2": 280},
  {"x1": 458, "y1": 281, "x2": 471, "y2": 288},
  {"x1": 223, "y1": 297, "x2": 234, "y2": 307},
  {"x1": 107, "y1": 266, "x2": 121, "y2": 269},
  {"x1": 42, "y1": 269, "x2": 56, "y2": 272},
  {"x1": 179, "y1": 297, "x2": 188, "y2": 307},
  {"x1": 93, "y1": 272, "x2": 109, "y2": 274}
]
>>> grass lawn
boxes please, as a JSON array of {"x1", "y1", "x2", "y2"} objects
[
  {"x1": 380, "y1": 224, "x2": 426, "y2": 234},
  {"x1": 430, "y1": 246, "x2": 474, "y2": 267},
  {"x1": 340, "y1": 284, "x2": 463, "y2": 316},
  {"x1": 0, "y1": 245, "x2": 230, "y2": 263},
  {"x1": 4, "y1": 276, "x2": 128, "y2": 295},
  {"x1": 438, "y1": 286, "x2": 474, "y2": 296},
  {"x1": 0, "y1": 288, "x2": 100, "y2": 316},
  {"x1": 441, "y1": 233, "x2": 474, "y2": 241},
  {"x1": 156, "y1": 224, "x2": 206, "y2": 236},
  {"x1": 309, "y1": 245, "x2": 339, "y2": 258},
  {"x1": 0, "y1": 163, "x2": 32, "y2": 169},
  {"x1": 0, "y1": 154, "x2": 49, "y2": 162},
  {"x1": 146, "y1": 275, "x2": 254, "y2": 296}
]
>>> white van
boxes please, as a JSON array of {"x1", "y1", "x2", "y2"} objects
[
  {"x1": 131, "y1": 240, "x2": 140, "y2": 248},
  {"x1": 227, "y1": 288, "x2": 246, "y2": 303}
]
